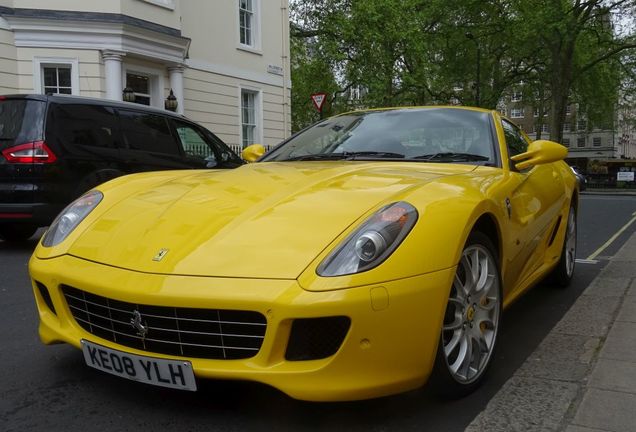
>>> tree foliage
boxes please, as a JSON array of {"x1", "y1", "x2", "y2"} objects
[{"x1": 290, "y1": 0, "x2": 636, "y2": 139}]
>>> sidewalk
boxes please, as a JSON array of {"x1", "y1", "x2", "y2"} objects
[{"x1": 465, "y1": 233, "x2": 636, "y2": 432}]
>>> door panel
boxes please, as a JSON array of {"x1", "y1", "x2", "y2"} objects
[{"x1": 500, "y1": 120, "x2": 565, "y2": 294}]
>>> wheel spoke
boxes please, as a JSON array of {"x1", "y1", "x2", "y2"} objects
[
  {"x1": 460, "y1": 256, "x2": 474, "y2": 295},
  {"x1": 449, "y1": 333, "x2": 469, "y2": 375},
  {"x1": 444, "y1": 329, "x2": 463, "y2": 356},
  {"x1": 443, "y1": 315, "x2": 463, "y2": 331},
  {"x1": 453, "y1": 273, "x2": 467, "y2": 301},
  {"x1": 459, "y1": 334, "x2": 475, "y2": 379}
]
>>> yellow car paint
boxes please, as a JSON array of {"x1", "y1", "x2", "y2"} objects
[{"x1": 29, "y1": 107, "x2": 577, "y2": 401}]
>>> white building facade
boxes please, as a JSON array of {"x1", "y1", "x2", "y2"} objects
[{"x1": 0, "y1": 0, "x2": 291, "y2": 152}]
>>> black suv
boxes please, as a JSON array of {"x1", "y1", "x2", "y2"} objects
[{"x1": 0, "y1": 94, "x2": 244, "y2": 241}]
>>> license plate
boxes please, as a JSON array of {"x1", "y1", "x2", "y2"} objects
[{"x1": 81, "y1": 340, "x2": 197, "y2": 391}]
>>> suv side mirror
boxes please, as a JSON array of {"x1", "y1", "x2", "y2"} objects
[
  {"x1": 510, "y1": 140, "x2": 568, "y2": 170},
  {"x1": 241, "y1": 144, "x2": 266, "y2": 163}
]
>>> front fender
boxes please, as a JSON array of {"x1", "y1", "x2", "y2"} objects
[{"x1": 298, "y1": 178, "x2": 509, "y2": 292}]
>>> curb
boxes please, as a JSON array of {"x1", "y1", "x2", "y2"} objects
[
  {"x1": 465, "y1": 233, "x2": 636, "y2": 432},
  {"x1": 581, "y1": 190, "x2": 636, "y2": 197}
]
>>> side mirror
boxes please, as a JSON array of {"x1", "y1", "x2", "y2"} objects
[
  {"x1": 241, "y1": 144, "x2": 266, "y2": 163},
  {"x1": 510, "y1": 140, "x2": 568, "y2": 171}
]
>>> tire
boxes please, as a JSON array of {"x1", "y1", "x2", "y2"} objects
[
  {"x1": 0, "y1": 223, "x2": 38, "y2": 242},
  {"x1": 430, "y1": 231, "x2": 503, "y2": 398},
  {"x1": 551, "y1": 204, "x2": 577, "y2": 287}
]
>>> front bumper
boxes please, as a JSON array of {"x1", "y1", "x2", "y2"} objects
[{"x1": 29, "y1": 254, "x2": 454, "y2": 401}]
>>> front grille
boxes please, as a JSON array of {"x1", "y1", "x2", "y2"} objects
[{"x1": 61, "y1": 285, "x2": 267, "y2": 360}]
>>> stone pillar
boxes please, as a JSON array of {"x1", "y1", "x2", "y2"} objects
[
  {"x1": 102, "y1": 50, "x2": 125, "y2": 101},
  {"x1": 168, "y1": 65, "x2": 185, "y2": 114}
]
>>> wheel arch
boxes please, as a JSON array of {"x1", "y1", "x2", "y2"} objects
[{"x1": 470, "y1": 213, "x2": 502, "y2": 263}]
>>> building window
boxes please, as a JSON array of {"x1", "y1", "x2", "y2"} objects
[
  {"x1": 593, "y1": 137, "x2": 602, "y2": 147},
  {"x1": 511, "y1": 91, "x2": 522, "y2": 102},
  {"x1": 577, "y1": 120, "x2": 586, "y2": 131},
  {"x1": 563, "y1": 138, "x2": 570, "y2": 147},
  {"x1": 34, "y1": 58, "x2": 79, "y2": 95},
  {"x1": 541, "y1": 124, "x2": 549, "y2": 133},
  {"x1": 126, "y1": 73, "x2": 151, "y2": 105},
  {"x1": 138, "y1": 0, "x2": 175, "y2": 10},
  {"x1": 239, "y1": 0, "x2": 260, "y2": 48},
  {"x1": 577, "y1": 137, "x2": 586, "y2": 147},
  {"x1": 566, "y1": 104, "x2": 571, "y2": 115},
  {"x1": 241, "y1": 89, "x2": 259, "y2": 148},
  {"x1": 564, "y1": 123, "x2": 571, "y2": 132},
  {"x1": 511, "y1": 108, "x2": 524, "y2": 118},
  {"x1": 42, "y1": 66, "x2": 72, "y2": 95}
]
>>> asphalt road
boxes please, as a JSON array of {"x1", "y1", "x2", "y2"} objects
[{"x1": 1, "y1": 194, "x2": 635, "y2": 432}]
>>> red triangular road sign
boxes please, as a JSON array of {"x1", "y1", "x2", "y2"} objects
[{"x1": 311, "y1": 93, "x2": 327, "y2": 112}]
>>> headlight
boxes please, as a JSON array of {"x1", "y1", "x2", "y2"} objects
[
  {"x1": 317, "y1": 202, "x2": 418, "y2": 277},
  {"x1": 42, "y1": 190, "x2": 103, "y2": 247}
]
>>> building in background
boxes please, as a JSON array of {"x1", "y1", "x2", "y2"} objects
[
  {"x1": 500, "y1": 92, "x2": 619, "y2": 161},
  {"x1": 0, "y1": 0, "x2": 291, "y2": 153}
]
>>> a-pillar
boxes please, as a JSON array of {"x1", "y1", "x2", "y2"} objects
[
  {"x1": 168, "y1": 65, "x2": 185, "y2": 114},
  {"x1": 102, "y1": 50, "x2": 126, "y2": 101}
]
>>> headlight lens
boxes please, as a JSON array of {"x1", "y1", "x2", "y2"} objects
[
  {"x1": 317, "y1": 202, "x2": 418, "y2": 277},
  {"x1": 42, "y1": 190, "x2": 103, "y2": 247}
]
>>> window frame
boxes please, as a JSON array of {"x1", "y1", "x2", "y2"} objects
[
  {"x1": 122, "y1": 65, "x2": 165, "y2": 109},
  {"x1": 510, "y1": 108, "x2": 524, "y2": 119},
  {"x1": 239, "y1": 87, "x2": 262, "y2": 149},
  {"x1": 237, "y1": 0, "x2": 262, "y2": 53},
  {"x1": 33, "y1": 57, "x2": 79, "y2": 95}
]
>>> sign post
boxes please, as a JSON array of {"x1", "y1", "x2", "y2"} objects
[{"x1": 310, "y1": 93, "x2": 327, "y2": 119}]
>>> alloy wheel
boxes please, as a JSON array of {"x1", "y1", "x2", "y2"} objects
[{"x1": 441, "y1": 244, "x2": 501, "y2": 384}]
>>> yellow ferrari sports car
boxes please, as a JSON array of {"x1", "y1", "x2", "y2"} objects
[{"x1": 29, "y1": 107, "x2": 577, "y2": 401}]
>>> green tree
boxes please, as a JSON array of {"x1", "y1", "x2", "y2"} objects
[{"x1": 289, "y1": 0, "x2": 636, "y2": 139}]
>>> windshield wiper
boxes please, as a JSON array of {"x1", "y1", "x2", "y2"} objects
[
  {"x1": 282, "y1": 151, "x2": 405, "y2": 162},
  {"x1": 413, "y1": 152, "x2": 490, "y2": 162},
  {"x1": 344, "y1": 151, "x2": 405, "y2": 159},
  {"x1": 281, "y1": 153, "x2": 350, "y2": 161}
]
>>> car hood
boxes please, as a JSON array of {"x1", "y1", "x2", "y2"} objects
[{"x1": 67, "y1": 162, "x2": 477, "y2": 279}]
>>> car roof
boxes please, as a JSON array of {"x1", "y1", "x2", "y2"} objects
[
  {"x1": 1, "y1": 94, "x2": 187, "y2": 119},
  {"x1": 333, "y1": 105, "x2": 496, "y2": 118}
]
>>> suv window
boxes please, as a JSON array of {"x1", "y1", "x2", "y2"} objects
[
  {"x1": 119, "y1": 110, "x2": 180, "y2": 156},
  {"x1": 49, "y1": 104, "x2": 117, "y2": 148},
  {"x1": 0, "y1": 99, "x2": 45, "y2": 147},
  {"x1": 173, "y1": 121, "x2": 216, "y2": 163}
]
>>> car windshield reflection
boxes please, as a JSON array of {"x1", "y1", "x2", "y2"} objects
[{"x1": 262, "y1": 108, "x2": 496, "y2": 165}]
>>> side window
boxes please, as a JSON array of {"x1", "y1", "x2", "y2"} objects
[
  {"x1": 501, "y1": 119, "x2": 528, "y2": 158},
  {"x1": 50, "y1": 104, "x2": 117, "y2": 148},
  {"x1": 119, "y1": 110, "x2": 179, "y2": 156},
  {"x1": 172, "y1": 121, "x2": 216, "y2": 162}
]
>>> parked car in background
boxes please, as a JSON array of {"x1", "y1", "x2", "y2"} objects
[
  {"x1": 570, "y1": 166, "x2": 587, "y2": 191},
  {"x1": 0, "y1": 94, "x2": 243, "y2": 241}
]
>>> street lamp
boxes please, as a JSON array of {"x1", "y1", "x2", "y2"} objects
[
  {"x1": 165, "y1": 89, "x2": 178, "y2": 112},
  {"x1": 122, "y1": 87, "x2": 135, "y2": 103},
  {"x1": 465, "y1": 32, "x2": 481, "y2": 107}
]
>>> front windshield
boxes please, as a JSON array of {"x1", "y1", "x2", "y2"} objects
[{"x1": 262, "y1": 108, "x2": 496, "y2": 164}]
